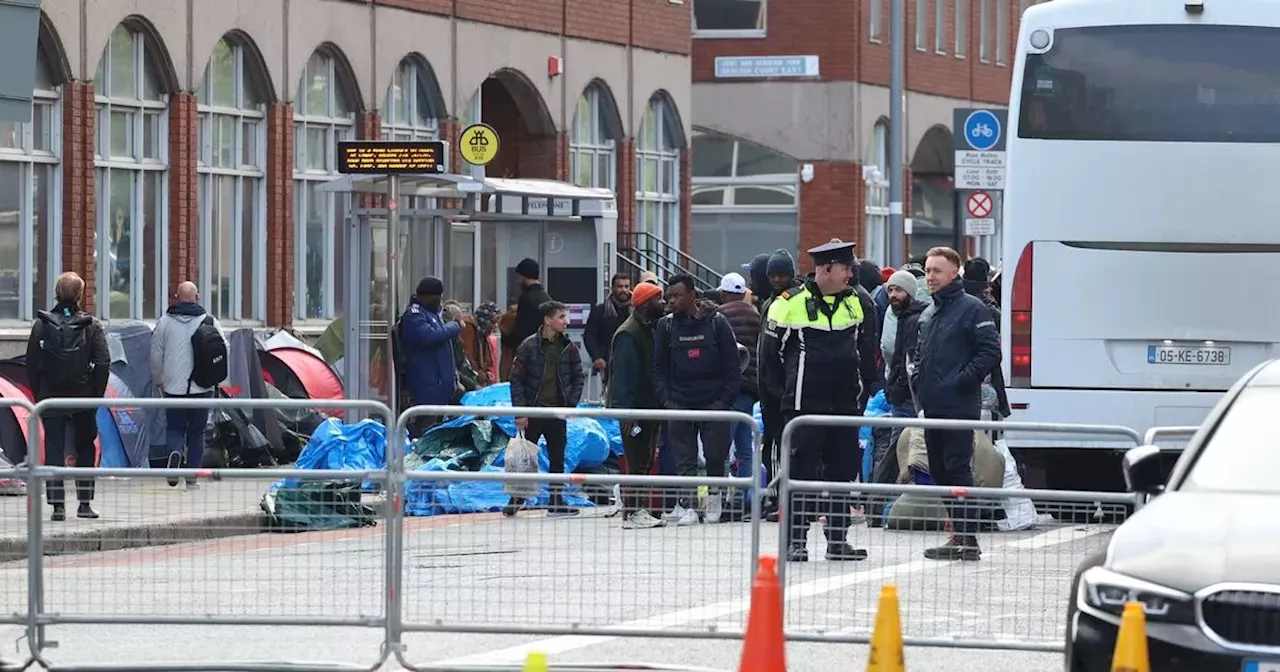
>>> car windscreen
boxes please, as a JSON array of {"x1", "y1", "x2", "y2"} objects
[
  {"x1": 1018, "y1": 24, "x2": 1280, "y2": 143},
  {"x1": 1180, "y1": 386, "x2": 1280, "y2": 494}
]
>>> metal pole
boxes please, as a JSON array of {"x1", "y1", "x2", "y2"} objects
[
  {"x1": 887, "y1": 0, "x2": 906, "y2": 266},
  {"x1": 386, "y1": 175, "x2": 400, "y2": 418}
]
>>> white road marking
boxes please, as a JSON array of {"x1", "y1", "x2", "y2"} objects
[{"x1": 431, "y1": 525, "x2": 1110, "y2": 666}]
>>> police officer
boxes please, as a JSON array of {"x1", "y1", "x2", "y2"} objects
[{"x1": 766, "y1": 239, "x2": 882, "y2": 562}]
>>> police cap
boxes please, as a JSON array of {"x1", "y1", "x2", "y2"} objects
[{"x1": 807, "y1": 238, "x2": 856, "y2": 266}]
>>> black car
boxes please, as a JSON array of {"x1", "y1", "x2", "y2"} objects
[{"x1": 1065, "y1": 360, "x2": 1280, "y2": 671}]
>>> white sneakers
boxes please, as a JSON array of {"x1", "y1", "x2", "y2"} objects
[
  {"x1": 622, "y1": 509, "x2": 666, "y2": 529},
  {"x1": 704, "y1": 490, "x2": 723, "y2": 524}
]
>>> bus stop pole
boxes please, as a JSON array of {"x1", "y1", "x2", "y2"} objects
[
  {"x1": 386, "y1": 174, "x2": 400, "y2": 417},
  {"x1": 888, "y1": 0, "x2": 906, "y2": 266}
]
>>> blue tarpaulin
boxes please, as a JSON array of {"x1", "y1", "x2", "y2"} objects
[{"x1": 270, "y1": 418, "x2": 387, "y2": 492}]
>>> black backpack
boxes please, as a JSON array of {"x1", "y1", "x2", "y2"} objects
[
  {"x1": 37, "y1": 310, "x2": 93, "y2": 395},
  {"x1": 189, "y1": 316, "x2": 228, "y2": 390}
]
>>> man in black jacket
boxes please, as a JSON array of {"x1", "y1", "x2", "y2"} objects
[
  {"x1": 509, "y1": 300, "x2": 585, "y2": 517},
  {"x1": 910, "y1": 247, "x2": 1001, "y2": 561},
  {"x1": 875, "y1": 270, "x2": 927, "y2": 485},
  {"x1": 608, "y1": 282, "x2": 667, "y2": 529},
  {"x1": 26, "y1": 272, "x2": 110, "y2": 521},
  {"x1": 583, "y1": 273, "x2": 632, "y2": 384},
  {"x1": 755, "y1": 248, "x2": 800, "y2": 519},
  {"x1": 501, "y1": 258, "x2": 553, "y2": 371}
]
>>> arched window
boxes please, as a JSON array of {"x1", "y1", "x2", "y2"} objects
[
  {"x1": 635, "y1": 96, "x2": 681, "y2": 246},
  {"x1": 569, "y1": 85, "x2": 616, "y2": 191},
  {"x1": 94, "y1": 24, "x2": 169, "y2": 320},
  {"x1": 0, "y1": 49, "x2": 60, "y2": 319},
  {"x1": 689, "y1": 129, "x2": 797, "y2": 272},
  {"x1": 197, "y1": 37, "x2": 267, "y2": 322},
  {"x1": 864, "y1": 120, "x2": 891, "y2": 266},
  {"x1": 293, "y1": 50, "x2": 355, "y2": 321},
  {"x1": 381, "y1": 59, "x2": 438, "y2": 141}
]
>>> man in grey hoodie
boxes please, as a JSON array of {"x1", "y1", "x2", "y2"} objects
[{"x1": 150, "y1": 281, "x2": 227, "y2": 488}]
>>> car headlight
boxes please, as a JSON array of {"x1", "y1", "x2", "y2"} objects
[{"x1": 1080, "y1": 567, "x2": 1196, "y2": 623}]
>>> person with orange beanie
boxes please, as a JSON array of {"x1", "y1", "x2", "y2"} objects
[{"x1": 607, "y1": 280, "x2": 667, "y2": 528}]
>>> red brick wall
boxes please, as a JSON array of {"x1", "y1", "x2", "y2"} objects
[
  {"x1": 632, "y1": 0, "x2": 692, "y2": 56},
  {"x1": 797, "y1": 162, "x2": 864, "y2": 274},
  {"x1": 693, "y1": 0, "x2": 1013, "y2": 103},
  {"x1": 61, "y1": 81, "x2": 96, "y2": 313},
  {"x1": 168, "y1": 93, "x2": 198, "y2": 297},
  {"x1": 266, "y1": 104, "x2": 295, "y2": 328},
  {"x1": 567, "y1": 0, "x2": 629, "y2": 45},
  {"x1": 616, "y1": 139, "x2": 636, "y2": 238},
  {"x1": 374, "y1": 0, "x2": 452, "y2": 15},
  {"x1": 457, "y1": 0, "x2": 562, "y2": 35},
  {"x1": 479, "y1": 78, "x2": 559, "y2": 180}
]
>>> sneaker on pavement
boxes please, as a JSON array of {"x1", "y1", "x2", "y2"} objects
[
  {"x1": 662, "y1": 505, "x2": 688, "y2": 523},
  {"x1": 185, "y1": 480, "x2": 200, "y2": 491},
  {"x1": 622, "y1": 509, "x2": 665, "y2": 529},
  {"x1": 825, "y1": 541, "x2": 869, "y2": 561},
  {"x1": 675, "y1": 507, "x2": 700, "y2": 526},
  {"x1": 704, "y1": 492, "x2": 723, "y2": 524},
  {"x1": 0, "y1": 478, "x2": 25, "y2": 497},
  {"x1": 547, "y1": 505, "x2": 580, "y2": 518},
  {"x1": 77, "y1": 503, "x2": 99, "y2": 519},
  {"x1": 924, "y1": 535, "x2": 982, "y2": 561}
]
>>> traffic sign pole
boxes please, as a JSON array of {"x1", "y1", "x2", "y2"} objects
[{"x1": 952, "y1": 107, "x2": 1008, "y2": 251}]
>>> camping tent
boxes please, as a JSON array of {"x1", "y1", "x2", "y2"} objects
[
  {"x1": 225, "y1": 328, "x2": 286, "y2": 456},
  {"x1": 0, "y1": 373, "x2": 34, "y2": 465},
  {"x1": 260, "y1": 346, "x2": 344, "y2": 415},
  {"x1": 104, "y1": 321, "x2": 167, "y2": 467}
]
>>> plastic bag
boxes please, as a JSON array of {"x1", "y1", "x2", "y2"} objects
[
  {"x1": 991, "y1": 438, "x2": 1038, "y2": 531},
  {"x1": 504, "y1": 433, "x2": 540, "y2": 498}
]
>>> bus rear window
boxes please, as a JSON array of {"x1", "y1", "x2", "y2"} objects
[{"x1": 1018, "y1": 24, "x2": 1280, "y2": 142}]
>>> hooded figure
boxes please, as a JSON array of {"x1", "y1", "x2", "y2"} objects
[{"x1": 746, "y1": 253, "x2": 772, "y2": 307}]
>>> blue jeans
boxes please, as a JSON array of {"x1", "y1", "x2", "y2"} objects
[
  {"x1": 165, "y1": 392, "x2": 213, "y2": 479},
  {"x1": 731, "y1": 393, "x2": 758, "y2": 506}
]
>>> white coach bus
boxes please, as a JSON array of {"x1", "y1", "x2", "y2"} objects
[{"x1": 999, "y1": 0, "x2": 1280, "y2": 488}]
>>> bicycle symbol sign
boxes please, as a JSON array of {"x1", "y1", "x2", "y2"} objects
[{"x1": 963, "y1": 110, "x2": 1001, "y2": 151}]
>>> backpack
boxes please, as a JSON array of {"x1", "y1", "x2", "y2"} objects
[
  {"x1": 37, "y1": 310, "x2": 93, "y2": 395},
  {"x1": 189, "y1": 316, "x2": 228, "y2": 390}
]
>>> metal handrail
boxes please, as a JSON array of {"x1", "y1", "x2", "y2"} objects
[{"x1": 632, "y1": 231, "x2": 722, "y2": 282}]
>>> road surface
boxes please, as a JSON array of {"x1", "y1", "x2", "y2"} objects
[{"x1": 0, "y1": 485, "x2": 1110, "y2": 671}]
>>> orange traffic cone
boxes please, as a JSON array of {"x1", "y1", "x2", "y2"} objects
[
  {"x1": 739, "y1": 555, "x2": 787, "y2": 672},
  {"x1": 1110, "y1": 602, "x2": 1150, "y2": 672},
  {"x1": 866, "y1": 585, "x2": 906, "y2": 671}
]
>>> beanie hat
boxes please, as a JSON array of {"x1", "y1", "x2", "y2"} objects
[
  {"x1": 747, "y1": 253, "x2": 771, "y2": 297},
  {"x1": 880, "y1": 267, "x2": 896, "y2": 284},
  {"x1": 963, "y1": 257, "x2": 992, "y2": 283},
  {"x1": 631, "y1": 281, "x2": 663, "y2": 307},
  {"x1": 886, "y1": 270, "x2": 918, "y2": 298},
  {"x1": 857, "y1": 259, "x2": 883, "y2": 293},
  {"x1": 901, "y1": 261, "x2": 925, "y2": 278},
  {"x1": 415, "y1": 276, "x2": 444, "y2": 296},
  {"x1": 515, "y1": 257, "x2": 539, "y2": 279},
  {"x1": 765, "y1": 248, "x2": 796, "y2": 277}
]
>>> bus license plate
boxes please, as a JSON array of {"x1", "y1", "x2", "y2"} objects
[
  {"x1": 1148, "y1": 345, "x2": 1231, "y2": 365},
  {"x1": 1243, "y1": 661, "x2": 1280, "y2": 672}
]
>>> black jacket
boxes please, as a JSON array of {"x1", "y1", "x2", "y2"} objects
[
  {"x1": 910, "y1": 278, "x2": 1002, "y2": 418},
  {"x1": 653, "y1": 300, "x2": 740, "y2": 409},
  {"x1": 583, "y1": 295, "x2": 630, "y2": 362},
  {"x1": 26, "y1": 301, "x2": 111, "y2": 407},
  {"x1": 756, "y1": 280, "x2": 804, "y2": 403},
  {"x1": 502, "y1": 282, "x2": 553, "y2": 351},
  {"x1": 509, "y1": 331, "x2": 586, "y2": 408},
  {"x1": 885, "y1": 299, "x2": 926, "y2": 406},
  {"x1": 606, "y1": 313, "x2": 658, "y2": 409}
]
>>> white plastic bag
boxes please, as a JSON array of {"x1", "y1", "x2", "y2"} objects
[
  {"x1": 992, "y1": 438, "x2": 1038, "y2": 531},
  {"x1": 504, "y1": 433, "x2": 541, "y2": 498}
]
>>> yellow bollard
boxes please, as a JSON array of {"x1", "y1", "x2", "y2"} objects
[
  {"x1": 866, "y1": 585, "x2": 906, "y2": 672},
  {"x1": 1110, "y1": 602, "x2": 1150, "y2": 672},
  {"x1": 523, "y1": 651, "x2": 549, "y2": 672}
]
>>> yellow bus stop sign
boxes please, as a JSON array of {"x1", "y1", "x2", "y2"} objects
[{"x1": 460, "y1": 123, "x2": 500, "y2": 166}]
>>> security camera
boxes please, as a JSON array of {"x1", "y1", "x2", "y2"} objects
[{"x1": 1185, "y1": 0, "x2": 1204, "y2": 14}]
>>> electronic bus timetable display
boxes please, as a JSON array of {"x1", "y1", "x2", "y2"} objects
[{"x1": 337, "y1": 140, "x2": 449, "y2": 174}]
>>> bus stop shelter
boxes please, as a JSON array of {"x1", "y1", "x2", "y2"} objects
[{"x1": 318, "y1": 172, "x2": 617, "y2": 418}]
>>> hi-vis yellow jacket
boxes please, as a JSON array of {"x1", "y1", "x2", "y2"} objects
[{"x1": 763, "y1": 282, "x2": 882, "y2": 414}]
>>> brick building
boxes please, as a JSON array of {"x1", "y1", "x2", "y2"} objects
[
  {"x1": 689, "y1": 0, "x2": 1046, "y2": 272},
  {"x1": 0, "y1": 0, "x2": 690, "y2": 349}
]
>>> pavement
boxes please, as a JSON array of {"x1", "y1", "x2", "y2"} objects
[{"x1": 0, "y1": 495, "x2": 1110, "y2": 671}]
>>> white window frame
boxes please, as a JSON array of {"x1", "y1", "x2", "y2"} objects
[
  {"x1": 635, "y1": 98, "x2": 681, "y2": 249},
  {"x1": 293, "y1": 52, "x2": 355, "y2": 322},
  {"x1": 955, "y1": 0, "x2": 968, "y2": 58},
  {"x1": 381, "y1": 61, "x2": 439, "y2": 142},
  {"x1": 935, "y1": 0, "x2": 947, "y2": 53},
  {"x1": 915, "y1": 0, "x2": 928, "y2": 50},
  {"x1": 689, "y1": 130, "x2": 797, "y2": 211},
  {"x1": 94, "y1": 26, "x2": 170, "y2": 321},
  {"x1": 569, "y1": 86, "x2": 617, "y2": 192},
  {"x1": 196, "y1": 39, "x2": 266, "y2": 324},
  {"x1": 870, "y1": 0, "x2": 883, "y2": 42},
  {"x1": 979, "y1": 0, "x2": 991, "y2": 62},
  {"x1": 0, "y1": 73, "x2": 61, "y2": 321},
  {"x1": 864, "y1": 122, "x2": 891, "y2": 267},
  {"x1": 692, "y1": 0, "x2": 767, "y2": 38},
  {"x1": 996, "y1": 0, "x2": 1009, "y2": 65}
]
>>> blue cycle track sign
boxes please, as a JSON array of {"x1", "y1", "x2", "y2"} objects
[{"x1": 953, "y1": 108, "x2": 1008, "y2": 153}]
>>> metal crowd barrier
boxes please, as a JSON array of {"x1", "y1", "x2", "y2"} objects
[
  {"x1": 0, "y1": 397, "x2": 1158, "y2": 667},
  {"x1": 20, "y1": 396, "x2": 396, "y2": 672},
  {"x1": 775, "y1": 414, "x2": 1142, "y2": 652},
  {"x1": 387, "y1": 404, "x2": 762, "y2": 672},
  {"x1": 1142, "y1": 425, "x2": 1200, "y2": 447}
]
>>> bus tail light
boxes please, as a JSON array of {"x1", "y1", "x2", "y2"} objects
[{"x1": 1011, "y1": 243, "x2": 1033, "y2": 387}]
